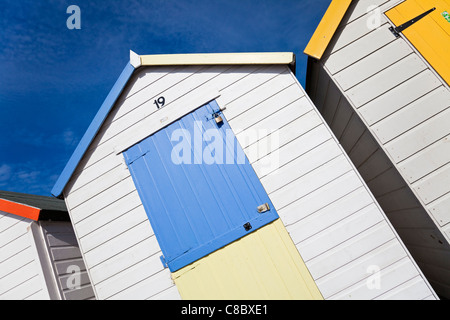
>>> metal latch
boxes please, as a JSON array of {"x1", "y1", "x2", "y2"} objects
[
  {"x1": 257, "y1": 203, "x2": 270, "y2": 213},
  {"x1": 389, "y1": 7, "x2": 435, "y2": 38}
]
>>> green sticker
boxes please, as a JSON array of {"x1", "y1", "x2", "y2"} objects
[{"x1": 442, "y1": 11, "x2": 450, "y2": 23}]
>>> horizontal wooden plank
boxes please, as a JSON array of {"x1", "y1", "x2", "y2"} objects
[
  {"x1": 366, "y1": 167, "x2": 406, "y2": 198},
  {"x1": 346, "y1": 54, "x2": 427, "y2": 108},
  {"x1": 372, "y1": 86, "x2": 449, "y2": 144},
  {"x1": 308, "y1": 222, "x2": 396, "y2": 281},
  {"x1": 119, "y1": 65, "x2": 179, "y2": 101},
  {"x1": 394, "y1": 226, "x2": 447, "y2": 250},
  {"x1": 339, "y1": 0, "x2": 391, "y2": 28},
  {"x1": 386, "y1": 107, "x2": 450, "y2": 163},
  {"x1": 88, "y1": 235, "x2": 161, "y2": 285},
  {"x1": 247, "y1": 123, "x2": 329, "y2": 179},
  {"x1": 84, "y1": 221, "x2": 153, "y2": 268},
  {"x1": 108, "y1": 269, "x2": 176, "y2": 300},
  {"x1": 0, "y1": 246, "x2": 34, "y2": 279},
  {"x1": 261, "y1": 139, "x2": 340, "y2": 194},
  {"x1": 326, "y1": 12, "x2": 389, "y2": 57},
  {"x1": 324, "y1": 23, "x2": 394, "y2": 75},
  {"x1": 0, "y1": 218, "x2": 28, "y2": 249},
  {"x1": 1, "y1": 274, "x2": 45, "y2": 300},
  {"x1": 376, "y1": 187, "x2": 421, "y2": 213},
  {"x1": 218, "y1": 65, "x2": 286, "y2": 109},
  {"x1": 231, "y1": 91, "x2": 310, "y2": 144},
  {"x1": 429, "y1": 192, "x2": 450, "y2": 227},
  {"x1": 348, "y1": 130, "x2": 379, "y2": 168},
  {"x1": 334, "y1": 39, "x2": 412, "y2": 91},
  {"x1": 223, "y1": 70, "x2": 296, "y2": 121},
  {"x1": 46, "y1": 233, "x2": 78, "y2": 248},
  {"x1": 287, "y1": 187, "x2": 373, "y2": 244},
  {"x1": 66, "y1": 153, "x2": 123, "y2": 196},
  {"x1": 54, "y1": 258, "x2": 87, "y2": 275},
  {"x1": 0, "y1": 213, "x2": 25, "y2": 233},
  {"x1": 96, "y1": 253, "x2": 164, "y2": 299},
  {"x1": 400, "y1": 133, "x2": 450, "y2": 184},
  {"x1": 315, "y1": 239, "x2": 407, "y2": 298},
  {"x1": 59, "y1": 270, "x2": 92, "y2": 290},
  {"x1": 69, "y1": 176, "x2": 136, "y2": 223},
  {"x1": 0, "y1": 262, "x2": 40, "y2": 294},
  {"x1": 329, "y1": 257, "x2": 421, "y2": 300},
  {"x1": 320, "y1": 78, "x2": 342, "y2": 125},
  {"x1": 269, "y1": 155, "x2": 352, "y2": 210},
  {"x1": 63, "y1": 283, "x2": 96, "y2": 300},
  {"x1": 148, "y1": 284, "x2": 181, "y2": 300},
  {"x1": 329, "y1": 98, "x2": 353, "y2": 140},
  {"x1": 75, "y1": 190, "x2": 142, "y2": 238},
  {"x1": 376, "y1": 276, "x2": 435, "y2": 300},
  {"x1": 413, "y1": 163, "x2": 450, "y2": 205},
  {"x1": 50, "y1": 246, "x2": 82, "y2": 261},
  {"x1": 356, "y1": 148, "x2": 393, "y2": 182},
  {"x1": 339, "y1": 114, "x2": 366, "y2": 154},
  {"x1": 386, "y1": 207, "x2": 436, "y2": 230},
  {"x1": 0, "y1": 233, "x2": 31, "y2": 263},
  {"x1": 67, "y1": 164, "x2": 130, "y2": 210},
  {"x1": 278, "y1": 172, "x2": 364, "y2": 227},
  {"x1": 80, "y1": 205, "x2": 149, "y2": 253},
  {"x1": 295, "y1": 203, "x2": 384, "y2": 262},
  {"x1": 244, "y1": 110, "x2": 323, "y2": 165}
]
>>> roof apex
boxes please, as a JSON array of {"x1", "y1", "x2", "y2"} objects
[{"x1": 52, "y1": 52, "x2": 296, "y2": 198}]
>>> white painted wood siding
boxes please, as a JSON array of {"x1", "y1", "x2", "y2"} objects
[
  {"x1": 308, "y1": 0, "x2": 450, "y2": 298},
  {"x1": 38, "y1": 222, "x2": 95, "y2": 300},
  {"x1": 64, "y1": 62, "x2": 435, "y2": 299},
  {"x1": 0, "y1": 212, "x2": 49, "y2": 300}
]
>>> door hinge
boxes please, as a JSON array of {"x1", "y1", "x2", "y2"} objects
[
  {"x1": 389, "y1": 7, "x2": 436, "y2": 38},
  {"x1": 160, "y1": 255, "x2": 168, "y2": 269}
]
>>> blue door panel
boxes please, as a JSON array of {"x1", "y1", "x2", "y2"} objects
[{"x1": 124, "y1": 101, "x2": 279, "y2": 272}]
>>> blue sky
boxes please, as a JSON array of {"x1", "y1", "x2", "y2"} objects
[{"x1": 0, "y1": 0, "x2": 331, "y2": 196}]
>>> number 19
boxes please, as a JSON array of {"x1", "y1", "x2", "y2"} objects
[{"x1": 154, "y1": 97, "x2": 166, "y2": 109}]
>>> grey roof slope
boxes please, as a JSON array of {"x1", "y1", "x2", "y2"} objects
[{"x1": 0, "y1": 190, "x2": 69, "y2": 221}]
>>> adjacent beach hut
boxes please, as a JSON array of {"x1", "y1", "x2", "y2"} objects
[
  {"x1": 304, "y1": 0, "x2": 450, "y2": 298},
  {"x1": 0, "y1": 190, "x2": 94, "y2": 300},
  {"x1": 51, "y1": 51, "x2": 437, "y2": 300}
]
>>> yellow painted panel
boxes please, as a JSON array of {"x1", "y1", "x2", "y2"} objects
[
  {"x1": 172, "y1": 219, "x2": 323, "y2": 300},
  {"x1": 386, "y1": 0, "x2": 450, "y2": 85},
  {"x1": 304, "y1": 0, "x2": 353, "y2": 59}
]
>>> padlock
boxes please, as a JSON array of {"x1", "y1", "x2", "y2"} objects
[{"x1": 215, "y1": 114, "x2": 223, "y2": 124}]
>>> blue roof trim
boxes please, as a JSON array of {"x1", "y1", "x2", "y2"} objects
[{"x1": 51, "y1": 62, "x2": 135, "y2": 198}]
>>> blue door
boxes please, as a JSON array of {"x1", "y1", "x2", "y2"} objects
[{"x1": 123, "y1": 101, "x2": 279, "y2": 272}]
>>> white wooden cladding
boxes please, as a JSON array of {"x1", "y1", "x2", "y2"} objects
[
  {"x1": 0, "y1": 212, "x2": 49, "y2": 300},
  {"x1": 329, "y1": 0, "x2": 450, "y2": 239},
  {"x1": 309, "y1": 0, "x2": 450, "y2": 298},
  {"x1": 63, "y1": 60, "x2": 435, "y2": 299}
]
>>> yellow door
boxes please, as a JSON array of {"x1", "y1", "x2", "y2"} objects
[
  {"x1": 386, "y1": 0, "x2": 450, "y2": 85},
  {"x1": 172, "y1": 219, "x2": 323, "y2": 300}
]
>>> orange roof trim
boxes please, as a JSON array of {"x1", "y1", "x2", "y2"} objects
[
  {"x1": 0, "y1": 199, "x2": 41, "y2": 221},
  {"x1": 304, "y1": 0, "x2": 353, "y2": 59}
]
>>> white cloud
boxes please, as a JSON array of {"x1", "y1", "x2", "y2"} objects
[{"x1": 0, "y1": 164, "x2": 12, "y2": 182}]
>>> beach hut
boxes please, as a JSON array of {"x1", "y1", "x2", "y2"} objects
[
  {"x1": 51, "y1": 51, "x2": 437, "y2": 300},
  {"x1": 304, "y1": 0, "x2": 450, "y2": 298},
  {"x1": 0, "y1": 190, "x2": 94, "y2": 300}
]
